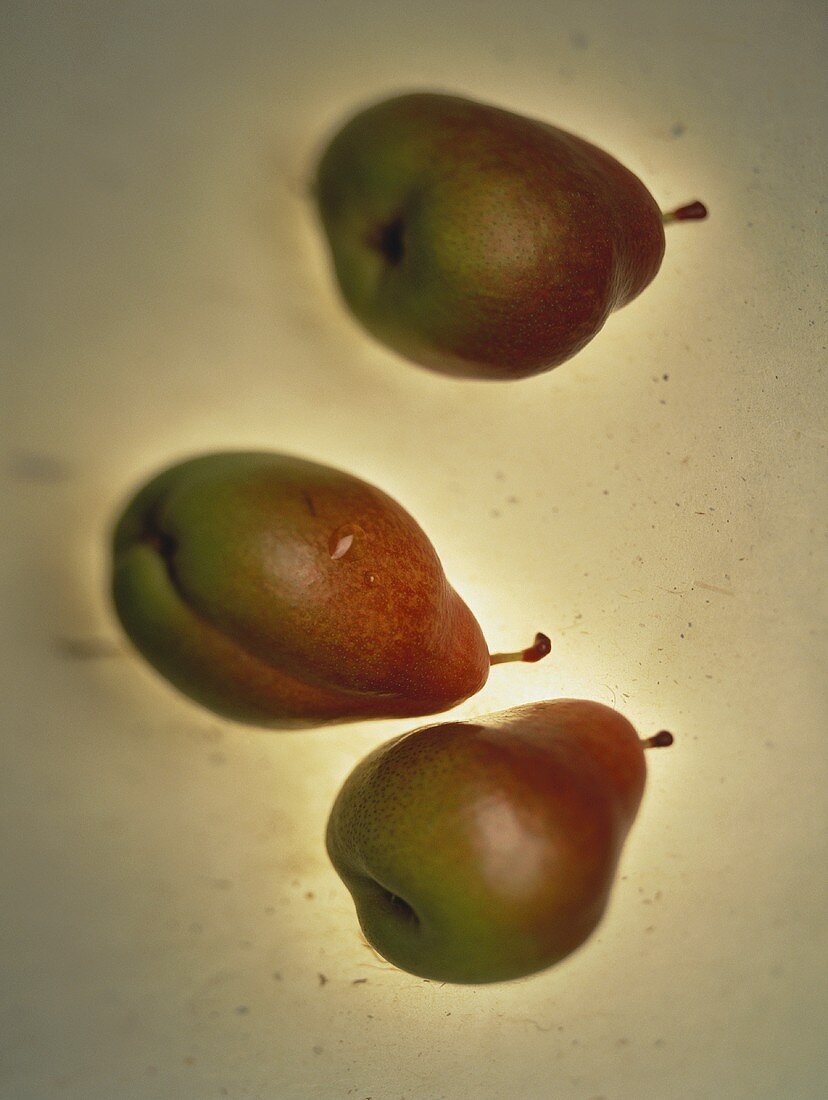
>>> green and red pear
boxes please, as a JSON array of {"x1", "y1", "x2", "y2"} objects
[
  {"x1": 327, "y1": 699, "x2": 673, "y2": 983},
  {"x1": 316, "y1": 91, "x2": 706, "y2": 380},
  {"x1": 111, "y1": 451, "x2": 549, "y2": 727}
]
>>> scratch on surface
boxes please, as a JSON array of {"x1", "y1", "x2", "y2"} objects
[
  {"x1": 501, "y1": 1015, "x2": 553, "y2": 1032},
  {"x1": 694, "y1": 581, "x2": 736, "y2": 597}
]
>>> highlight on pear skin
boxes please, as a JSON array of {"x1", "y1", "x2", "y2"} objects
[
  {"x1": 327, "y1": 699, "x2": 674, "y2": 983},
  {"x1": 315, "y1": 91, "x2": 707, "y2": 380},
  {"x1": 111, "y1": 450, "x2": 550, "y2": 728}
]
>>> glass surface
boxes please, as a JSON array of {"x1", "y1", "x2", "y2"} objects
[{"x1": 2, "y1": 3, "x2": 825, "y2": 1098}]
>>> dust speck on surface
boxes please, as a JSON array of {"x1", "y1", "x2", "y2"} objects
[
  {"x1": 670, "y1": 121, "x2": 686, "y2": 137},
  {"x1": 318, "y1": 972, "x2": 328, "y2": 986},
  {"x1": 235, "y1": 1005, "x2": 249, "y2": 1015},
  {"x1": 313, "y1": 1044, "x2": 324, "y2": 1055},
  {"x1": 351, "y1": 978, "x2": 368, "y2": 985}
]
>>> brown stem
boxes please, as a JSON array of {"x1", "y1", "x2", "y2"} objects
[
  {"x1": 490, "y1": 632, "x2": 551, "y2": 666},
  {"x1": 662, "y1": 200, "x2": 708, "y2": 224},
  {"x1": 642, "y1": 730, "x2": 674, "y2": 748}
]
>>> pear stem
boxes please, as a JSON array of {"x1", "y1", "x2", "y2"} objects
[
  {"x1": 490, "y1": 632, "x2": 551, "y2": 666},
  {"x1": 642, "y1": 730, "x2": 674, "y2": 749},
  {"x1": 662, "y1": 200, "x2": 708, "y2": 224}
]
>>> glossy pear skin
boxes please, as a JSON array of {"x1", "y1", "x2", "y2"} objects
[
  {"x1": 112, "y1": 452, "x2": 489, "y2": 727},
  {"x1": 327, "y1": 700, "x2": 651, "y2": 983},
  {"x1": 316, "y1": 92, "x2": 666, "y2": 380}
]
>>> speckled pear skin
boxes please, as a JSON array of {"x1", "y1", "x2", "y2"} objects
[
  {"x1": 316, "y1": 92, "x2": 666, "y2": 380},
  {"x1": 111, "y1": 451, "x2": 489, "y2": 727},
  {"x1": 327, "y1": 700, "x2": 649, "y2": 983}
]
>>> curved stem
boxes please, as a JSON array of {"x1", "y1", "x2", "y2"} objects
[
  {"x1": 662, "y1": 200, "x2": 708, "y2": 224},
  {"x1": 642, "y1": 730, "x2": 674, "y2": 749},
  {"x1": 490, "y1": 631, "x2": 551, "y2": 666}
]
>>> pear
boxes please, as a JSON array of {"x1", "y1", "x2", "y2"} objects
[
  {"x1": 316, "y1": 92, "x2": 706, "y2": 380},
  {"x1": 111, "y1": 451, "x2": 549, "y2": 727},
  {"x1": 326, "y1": 700, "x2": 673, "y2": 983}
]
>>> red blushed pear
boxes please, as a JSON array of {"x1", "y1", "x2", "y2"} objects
[
  {"x1": 326, "y1": 700, "x2": 673, "y2": 983},
  {"x1": 315, "y1": 92, "x2": 707, "y2": 380},
  {"x1": 111, "y1": 451, "x2": 550, "y2": 728}
]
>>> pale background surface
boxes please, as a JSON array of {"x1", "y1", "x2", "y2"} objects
[{"x1": 1, "y1": 2, "x2": 826, "y2": 1098}]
